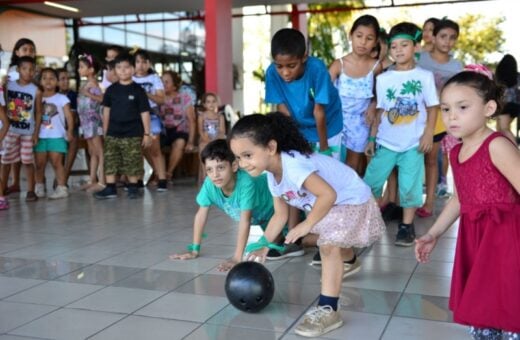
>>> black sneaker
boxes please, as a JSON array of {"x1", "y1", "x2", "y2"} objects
[
  {"x1": 381, "y1": 202, "x2": 403, "y2": 222},
  {"x1": 127, "y1": 186, "x2": 140, "y2": 199},
  {"x1": 395, "y1": 223, "x2": 416, "y2": 247},
  {"x1": 266, "y1": 243, "x2": 305, "y2": 260},
  {"x1": 137, "y1": 180, "x2": 144, "y2": 188},
  {"x1": 157, "y1": 179, "x2": 168, "y2": 192},
  {"x1": 311, "y1": 250, "x2": 321, "y2": 266},
  {"x1": 94, "y1": 186, "x2": 117, "y2": 200}
]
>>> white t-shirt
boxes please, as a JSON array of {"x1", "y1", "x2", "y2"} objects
[
  {"x1": 100, "y1": 70, "x2": 112, "y2": 92},
  {"x1": 375, "y1": 67, "x2": 439, "y2": 152},
  {"x1": 267, "y1": 151, "x2": 372, "y2": 212},
  {"x1": 6, "y1": 80, "x2": 38, "y2": 135},
  {"x1": 40, "y1": 93, "x2": 70, "y2": 139},
  {"x1": 132, "y1": 73, "x2": 164, "y2": 109}
]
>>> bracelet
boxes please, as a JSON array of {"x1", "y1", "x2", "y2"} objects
[
  {"x1": 245, "y1": 236, "x2": 285, "y2": 253},
  {"x1": 367, "y1": 136, "x2": 376, "y2": 143},
  {"x1": 187, "y1": 243, "x2": 201, "y2": 252},
  {"x1": 318, "y1": 148, "x2": 333, "y2": 156}
]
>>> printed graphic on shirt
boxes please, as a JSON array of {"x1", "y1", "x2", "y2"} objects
[
  {"x1": 7, "y1": 90, "x2": 33, "y2": 130},
  {"x1": 281, "y1": 190, "x2": 313, "y2": 212},
  {"x1": 138, "y1": 82, "x2": 153, "y2": 94},
  {"x1": 41, "y1": 102, "x2": 59, "y2": 129},
  {"x1": 384, "y1": 80, "x2": 422, "y2": 125}
]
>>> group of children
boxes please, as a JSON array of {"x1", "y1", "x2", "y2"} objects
[
  {"x1": 0, "y1": 41, "x2": 226, "y2": 207},
  {"x1": 1, "y1": 14, "x2": 519, "y2": 340},
  {"x1": 171, "y1": 15, "x2": 519, "y2": 339}
]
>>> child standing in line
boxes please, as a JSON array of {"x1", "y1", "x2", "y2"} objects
[
  {"x1": 4, "y1": 38, "x2": 37, "y2": 195},
  {"x1": 34, "y1": 68, "x2": 74, "y2": 199},
  {"x1": 100, "y1": 45, "x2": 124, "y2": 92},
  {"x1": 416, "y1": 67, "x2": 520, "y2": 339},
  {"x1": 329, "y1": 14, "x2": 381, "y2": 175},
  {"x1": 58, "y1": 68, "x2": 78, "y2": 186},
  {"x1": 265, "y1": 28, "x2": 343, "y2": 159},
  {"x1": 170, "y1": 139, "x2": 282, "y2": 272},
  {"x1": 132, "y1": 49, "x2": 167, "y2": 191},
  {"x1": 0, "y1": 84, "x2": 9, "y2": 209},
  {"x1": 1, "y1": 56, "x2": 42, "y2": 202},
  {"x1": 94, "y1": 53, "x2": 151, "y2": 200},
  {"x1": 420, "y1": 18, "x2": 440, "y2": 53},
  {"x1": 417, "y1": 18, "x2": 463, "y2": 216},
  {"x1": 229, "y1": 112, "x2": 384, "y2": 338},
  {"x1": 77, "y1": 53, "x2": 105, "y2": 192},
  {"x1": 364, "y1": 22, "x2": 439, "y2": 247}
]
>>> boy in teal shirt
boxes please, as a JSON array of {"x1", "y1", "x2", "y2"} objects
[{"x1": 170, "y1": 139, "x2": 279, "y2": 271}]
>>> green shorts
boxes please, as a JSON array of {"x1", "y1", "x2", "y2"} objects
[
  {"x1": 34, "y1": 138, "x2": 68, "y2": 154},
  {"x1": 363, "y1": 145, "x2": 424, "y2": 208},
  {"x1": 104, "y1": 136, "x2": 143, "y2": 177}
]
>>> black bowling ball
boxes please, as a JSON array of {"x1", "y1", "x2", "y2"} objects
[{"x1": 225, "y1": 261, "x2": 275, "y2": 313}]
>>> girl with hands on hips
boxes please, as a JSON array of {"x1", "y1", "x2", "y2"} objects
[{"x1": 230, "y1": 112, "x2": 385, "y2": 338}]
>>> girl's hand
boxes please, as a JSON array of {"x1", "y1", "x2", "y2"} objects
[
  {"x1": 142, "y1": 135, "x2": 152, "y2": 148},
  {"x1": 185, "y1": 143, "x2": 194, "y2": 152},
  {"x1": 32, "y1": 134, "x2": 39, "y2": 146},
  {"x1": 245, "y1": 247, "x2": 269, "y2": 263},
  {"x1": 365, "y1": 142, "x2": 375, "y2": 157},
  {"x1": 419, "y1": 131, "x2": 433, "y2": 154},
  {"x1": 67, "y1": 132, "x2": 74, "y2": 142},
  {"x1": 415, "y1": 233, "x2": 437, "y2": 263},
  {"x1": 169, "y1": 252, "x2": 198, "y2": 260},
  {"x1": 285, "y1": 223, "x2": 312, "y2": 244},
  {"x1": 217, "y1": 258, "x2": 238, "y2": 272},
  {"x1": 365, "y1": 109, "x2": 376, "y2": 126}
]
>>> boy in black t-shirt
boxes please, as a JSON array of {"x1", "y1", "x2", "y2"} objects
[{"x1": 94, "y1": 54, "x2": 151, "y2": 199}]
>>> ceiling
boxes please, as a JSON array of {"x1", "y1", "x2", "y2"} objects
[{"x1": 0, "y1": 0, "x2": 347, "y2": 18}]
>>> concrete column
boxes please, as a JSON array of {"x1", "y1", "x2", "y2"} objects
[{"x1": 204, "y1": 0, "x2": 233, "y2": 105}]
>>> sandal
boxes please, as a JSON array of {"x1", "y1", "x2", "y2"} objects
[{"x1": 416, "y1": 207, "x2": 433, "y2": 218}]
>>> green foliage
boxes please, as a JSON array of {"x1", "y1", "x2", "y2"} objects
[
  {"x1": 453, "y1": 14, "x2": 505, "y2": 64},
  {"x1": 307, "y1": 1, "x2": 365, "y2": 66}
]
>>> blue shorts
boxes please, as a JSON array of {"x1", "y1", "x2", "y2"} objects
[
  {"x1": 363, "y1": 146, "x2": 424, "y2": 208},
  {"x1": 34, "y1": 138, "x2": 68, "y2": 154}
]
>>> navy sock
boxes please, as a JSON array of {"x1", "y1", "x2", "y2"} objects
[{"x1": 318, "y1": 294, "x2": 339, "y2": 311}]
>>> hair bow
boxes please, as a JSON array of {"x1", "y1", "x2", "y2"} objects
[
  {"x1": 464, "y1": 64, "x2": 494, "y2": 80},
  {"x1": 129, "y1": 46, "x2": 140, "y2": 55}
]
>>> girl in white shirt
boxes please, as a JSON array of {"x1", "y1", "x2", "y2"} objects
[{"x1": 229, "y1": 112, "x2": 385, "y2": 338}]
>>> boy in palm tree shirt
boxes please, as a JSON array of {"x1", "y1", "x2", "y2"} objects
[{"x1": 364, "y1": 22, "x2": 438, "y2": 247}]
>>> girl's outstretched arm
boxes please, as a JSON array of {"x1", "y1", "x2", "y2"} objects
[
  {"x1": 489, "y1": 136, "x2": 520, "y2": 193},
  {"x1": 415, "y1": 188, "x2": 460, "y2": 263},
  {"x1": 217, "y1": 209, "x2": 252, "y2": 272},
  {"x1": 284, "y1": 173, "x2": 336, "y2": 243},
  {"x1": 246, "y1": 196, "x2": 289, "y2": 262}
]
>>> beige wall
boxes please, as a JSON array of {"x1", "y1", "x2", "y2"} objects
[{"x1": 0, "y1": 9, "x2": 66, "y2": 58}]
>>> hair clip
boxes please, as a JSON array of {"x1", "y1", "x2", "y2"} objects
[
  {"x1": 129, "y1": 46, "x2": 140, "y2": 55},
  {"x1": 464, "y1": 64, "x2": 494, "y2": 80},
  {"x1": 79, "y1": 53, "x2": 93, "y2": 65}
]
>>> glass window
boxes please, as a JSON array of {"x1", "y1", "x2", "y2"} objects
[
  {"x1": 164, "y1": 21, "x2": 180, "y2": 40},
  {"x1": 104, "y1": 27, "x2": 125, "y2": 45},
  {"x1": 147, "y1": 36, "x2": 163, "y2": 52},
  {"x1": 79, "y1": 26, "x2": 103, "y2": 42},
  {"x1": 127, "y1": 32, "x2": 145, "y2": 49},
  {"x1": 147, "y1": 22, "x2": 163, "y2": 38}
]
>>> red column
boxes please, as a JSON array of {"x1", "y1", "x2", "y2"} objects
[{"x1": 204, "y1": 0, "x2": 233, "y2": 105}]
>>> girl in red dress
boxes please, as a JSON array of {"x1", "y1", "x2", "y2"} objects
[{"x1": 415, "y1": 65, "x2": 520, "y2": 339}]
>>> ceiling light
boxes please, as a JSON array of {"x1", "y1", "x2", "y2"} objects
[{"x1": 43, "y1": 1, "x2": 79, "y2": 13}]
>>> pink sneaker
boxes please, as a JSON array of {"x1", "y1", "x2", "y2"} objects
[{"x1": 0, "y1": 198, "x2": 9, "y2": 210}]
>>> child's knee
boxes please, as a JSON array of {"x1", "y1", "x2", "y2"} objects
[{"x1": 319, "y1": 245, "x2": 341, "y2": 258}]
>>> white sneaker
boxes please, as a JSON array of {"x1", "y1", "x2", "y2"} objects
[
  {"x1": 48, "y1": 185, "x2": 69, "y2": 199},
  {"x1": 35, "y1": 183, "x2": 46, "y2": 198}
]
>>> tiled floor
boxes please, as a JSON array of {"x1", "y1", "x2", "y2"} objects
[{"x1": 0, "y1": 177, "x2": 470, "y2": 339}]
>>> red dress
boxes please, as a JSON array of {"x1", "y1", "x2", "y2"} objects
[{"x1": 449, "y1": 132, "x2": 520, "y2": 332}]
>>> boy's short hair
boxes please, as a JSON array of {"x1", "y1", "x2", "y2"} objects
[
  {"x1": 388, "y1": 22, "x2": 422, "y2": 45},
  {"x1": 433, "y1": 19, "x2": 459, "y2": 36},
  {"x1": 114, "y1": 53, "x2": 134, "y2": 66},
  {"x1": 271, "y1": 28, "x2": 306, "y2": 59},
  {"x1": 200, "y1": 139, "x2": 235, "y2": 165},
  {"x1": 106, "y1": 59, "x2": 117, "y2": 70},
  {"x1": 17, "y1": 56, "x2": 35, "y2": 67}
]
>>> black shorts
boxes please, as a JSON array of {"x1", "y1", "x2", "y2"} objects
[
  {"x1": 160, "y1": 128, "x2": 189, "y2": 147},
  {"x1": 500, "y1": 102, "x2": 520, "y2": 118},
  {"x1": 433, "y1": 132, "x2": 447, "y2": 143}
]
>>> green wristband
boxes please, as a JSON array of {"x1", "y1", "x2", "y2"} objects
[
  {"x1": 367, "y1": 136, "x2": 376, "y2": 143},
  {"x1": 187, "y1": 243, "x2": 201, "y2": 252}
]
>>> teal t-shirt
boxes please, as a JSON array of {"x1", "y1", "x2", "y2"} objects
[{"x1": 196, "y1": 169, "x2": 273, "y2": 230}]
